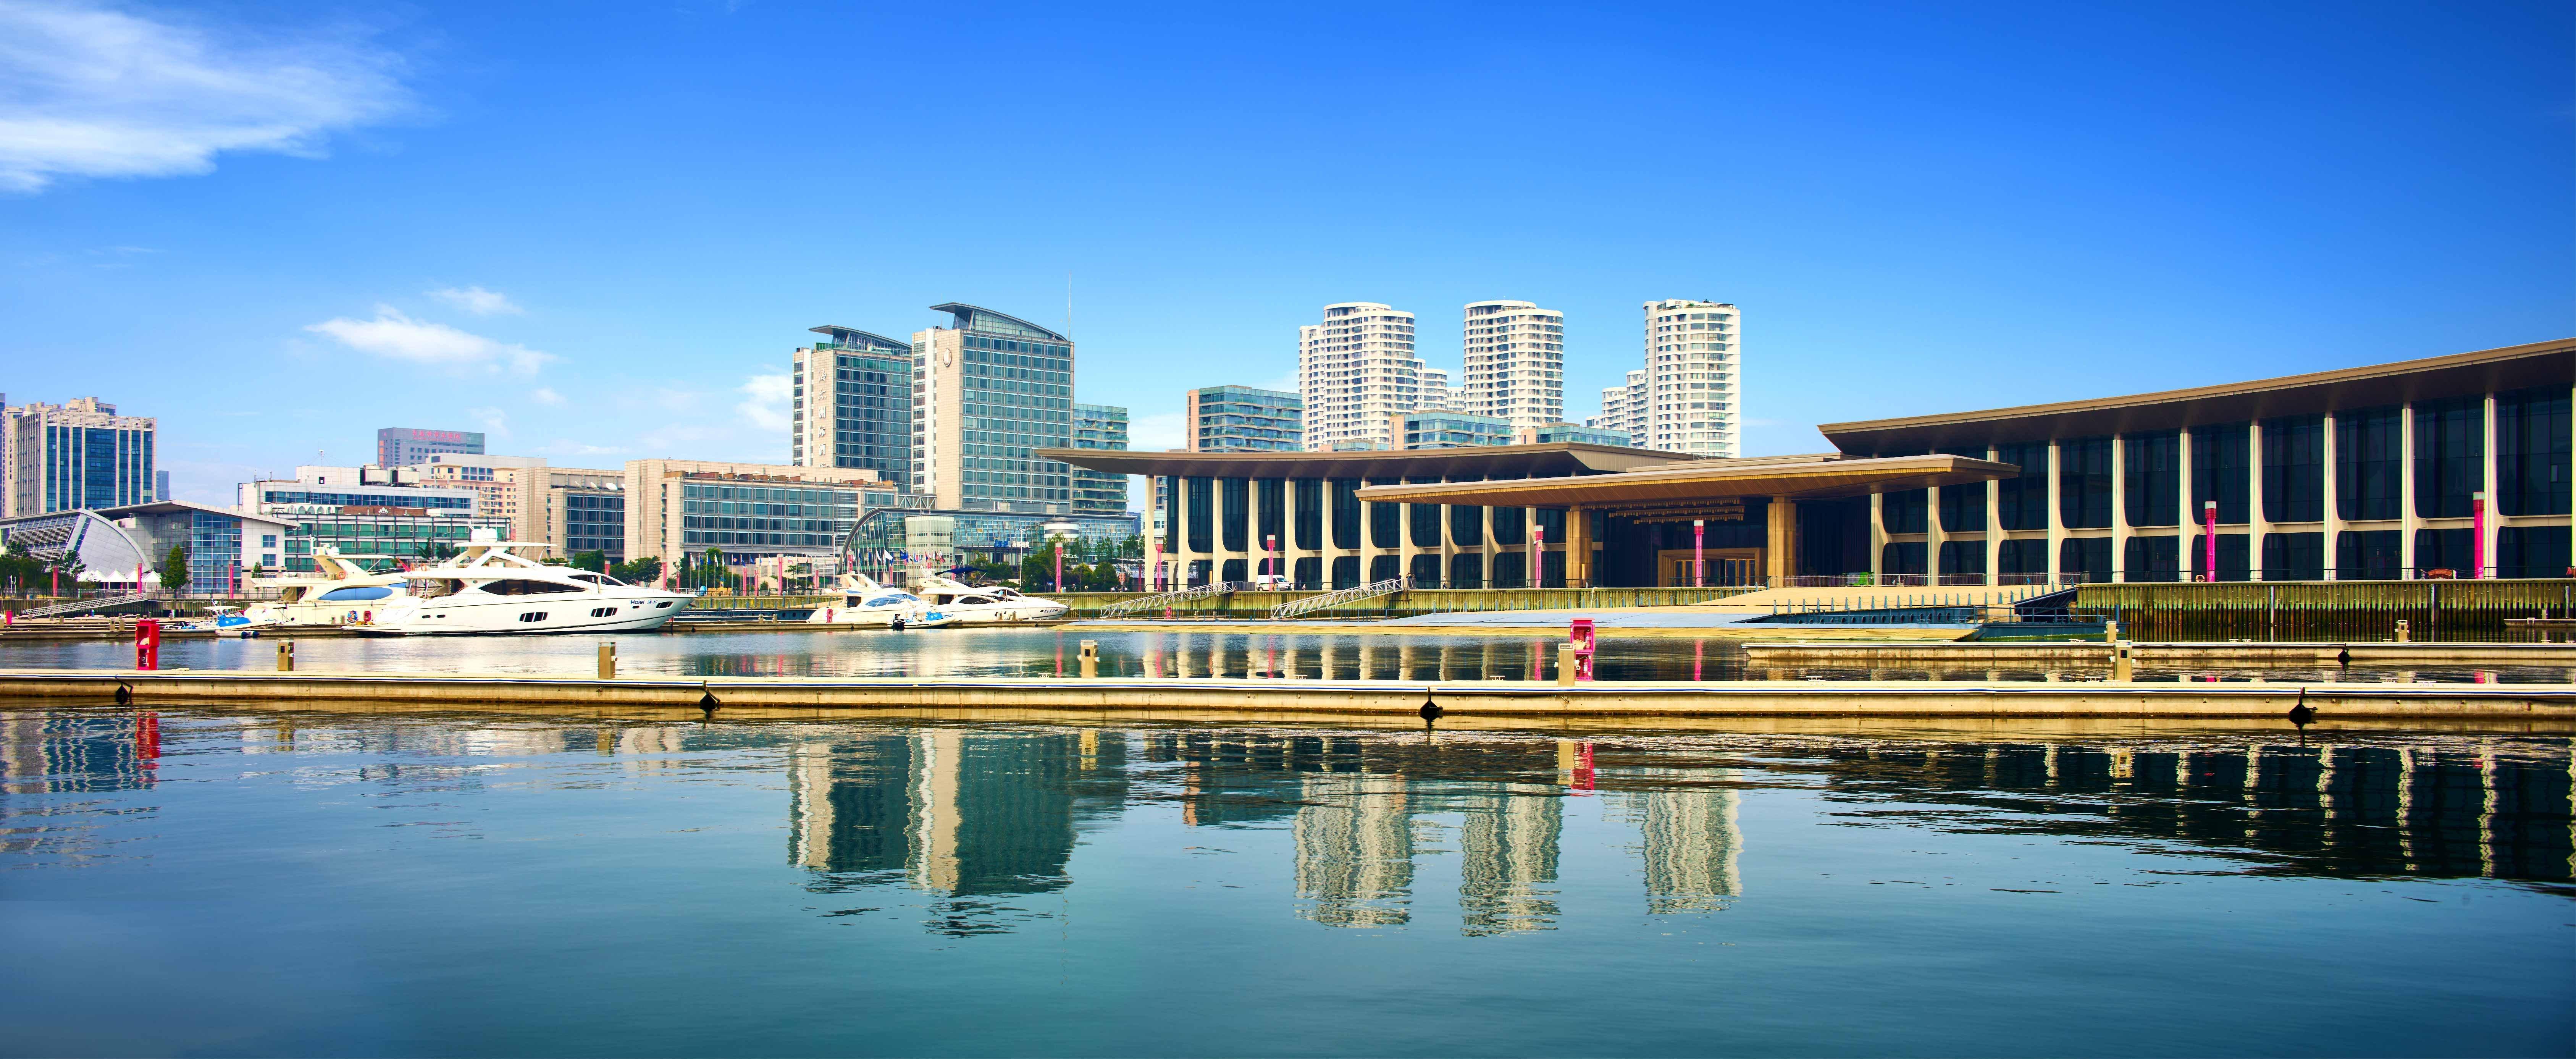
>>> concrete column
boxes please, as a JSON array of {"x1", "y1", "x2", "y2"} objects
[
  {"x1": 1568, "y1": 506, "x2": 1591, "y2": 587},
  {"x1": 2177, "y1": 429, "x2": 2195, "y2": 578},
  {"x1": 2248, "y1": 420, "x2": 2270, "y2": 580},
  {"x1": 2110, "y1": 433, "x2": 2130, "y2": 582},
  {"x1": 1924, "y1": 484, "x2": 1948, "y2": 585},
  {"x1": 1437, "y1": 477, "x2": 1458, "y2": 590},
  {"x1": 1985, "y1": 445, "x2": 2004, "y2": 587},
  {"x1": 1869, "y1": 492, "x2": 1887, "y2": 582},
  {"x1": 2322, "y1": 411, "x2": 2342, "y2": 579},
  {"x1": 1480, "y1": 503, "x2": 1498, "y2": 589},
  {"x1": 2481, "y1": 391, "x2": 2501, "y2": 577},
  {"x1": 2045, "y1": 441, "x2": 2066, "y2": 582},
  {"x1": 1766, "y1": 497, "x2": 1799, "y2": 584},
  {"x1": 2400, "y1": 403, "x2": 2419, "y2": 576}
]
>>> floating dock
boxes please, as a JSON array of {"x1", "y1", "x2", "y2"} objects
[{"x1": 4, "y1": 668, "x2": 2567, "y2": 723}]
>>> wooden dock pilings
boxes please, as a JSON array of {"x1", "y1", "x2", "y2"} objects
[{"x1": 2076, "y1": 579, "x2": 2576, "y2": 643}]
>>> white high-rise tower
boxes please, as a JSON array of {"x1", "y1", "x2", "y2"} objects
[
  {"x1": 1298, "y1": 302, "x2": 1420, "y2": 450},
  {"x1": 1639, "y1": 300, "x2": 1739, "y2": 457},
  {"x1": 1461, "y1": 300, "x2": 1565, "y2": 429},
  {"x1": 1588, "y1": 369, "x2": 1648, "y2": 444}
]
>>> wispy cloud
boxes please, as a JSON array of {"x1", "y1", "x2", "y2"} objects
[
  {"x1": 735, "y1": 373, "x2": 790, "y2": 431},
  {"x1": 0, "y1": 0, "x2": 412, "y2": 193},
  {"x1": 466, "y1": 406, "x2": 508, "y2": 439},
  {"x1": 304, "y1": 306, "x2": 552, "y2": 374},
  {"x1": 531, "y1": 386, "x2": 563, "y2": 406},
  {"x1": 428, "y1": 285, "x2": 523, "y2": 315},
  {"x1": 1129, "y1": 411, "x2": 1186, "y2": 452}
]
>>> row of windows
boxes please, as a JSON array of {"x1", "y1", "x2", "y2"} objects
[
  {"x1": 1885, "y1": 526, "x2": 2571, "y2": 582},
  {"x1": 1885, "y1": 390, "x2": 2571, "y2": 534}
]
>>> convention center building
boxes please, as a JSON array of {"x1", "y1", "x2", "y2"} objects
[{"x1": 1044, "y1": 338, "x2": 2571, "y2": 589}]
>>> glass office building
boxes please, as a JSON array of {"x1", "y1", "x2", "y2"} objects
[
  {"x1": 1187, "y1": 386, "x2": 1303, "y2": 452},
  {"x1": 1403, "y1": 412, "x2": 1513, "y2": 449},
  {"x1": 3, "y1": 398, "x2": 155, "y2": 517},
  {"x1": 914, "y1": 304, "x2": 1077, "y2": 514},
  {"x1": 1071, "y1": 403, "x2": 1130, "y2": 516},
  {"x1": 791, "y1": 326, "x2": 914, "y2": 484}
]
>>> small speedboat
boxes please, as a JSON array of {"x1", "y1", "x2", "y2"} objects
[{"x1": 806, "y1": 574, "x2": 961, "y2": 629}]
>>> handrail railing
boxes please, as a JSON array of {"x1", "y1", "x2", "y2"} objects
[
  {"x1": 1099, "y1": 580, "x2": 1251, "y2": 618},
  {"x1": 17, "y1": 592, "x2": 158, "y2": 619},
  {"x1": 1271, "y1": 576, "x2": 1412, "y2": 620}
]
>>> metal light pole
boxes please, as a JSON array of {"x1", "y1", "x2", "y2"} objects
[
  {"x1": 1532, "y1": 524, "x2": 1546, "y2": 588},
  {"x1": 1693, "y1": 518, "x2": 1705, "y2": 587},
  {"x1": 2471, "y1": 491, "x2": 2487, "y2": 579},
  {"x1": 2202, "y1": 500, "x2": 2217, "y2": 580}
]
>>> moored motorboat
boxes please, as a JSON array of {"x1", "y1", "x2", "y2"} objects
[
  {"x1": 906, "y1": 575, "x2": 1071, "y2": 626},
  {"x1": 803, "y1": 573, "x2": 959, "y2": 629},
  {"x1": 356, "y1": 532, "x2": 695, "y2": 635}
]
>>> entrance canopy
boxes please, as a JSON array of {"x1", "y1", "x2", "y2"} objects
[{"x1": 1349, "y1": 453, "x2": 2017, "y2": 518}]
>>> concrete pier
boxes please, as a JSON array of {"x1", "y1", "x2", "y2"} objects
[
  {"x1": 1739, "y1": 641, "x2": 2576, "y2": 666},
  {"x1": 6, "y1": 668, "x2": 2566, "y2": 722}
]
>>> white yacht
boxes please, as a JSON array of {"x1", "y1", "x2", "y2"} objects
[
  {"x1": 907, "y1": 574, "x2": 1071, "y2": 626},
  {"x1": 356, "y1": 533, "x2": 694, "y2": 635},
  {"x1": 238, "y1": 547, "x2": 413, "y2": 629},
  {"x1": 803, "y1": 573, "x2": 959, "y2": 629}
]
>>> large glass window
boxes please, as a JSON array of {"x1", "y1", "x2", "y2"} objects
[
  {"x1": 1293, "y1": 479, "x2": 1323, "y2": 550},
  {"x1": 1995, "y1": 442, "x2": 2049, "y2": 531},
  {"x1": 2058, "y1": 537, "x2": 2112, "y2": 583},
  {"x1": 2190, "y1": 532, "x2": 2250, "y2": 582},
  {"x1": 1184, "y1": 477, "x2": 1211, "y2": 553},
  {"x1": 1331, "y1": 479, "x2": 1359, "y2": 550},
  {"x1": 1221, "y1": 478, "x2": 1250, "y2": 552},
  {"x1": 2261, "y1": 531, "x2": 2324, "y2": 581},
  {"x1": 1292, "y1": 556, "x2": 1321, "y2": 590},
  {"x1": 1998, "y1": 538, "x2": 2048, "y2": 576},
  {"x1": 2334, "y1": 406, "x2": 2402, "y2": 521},
  {"x1": 2058, "y1": 438, "x2": 2113, "y2": 529},
  {"x1": 1255, "y1": 479, "x2": 1284, "y2": 552},
  {"x1": 1491, "y1": 504, "x2": 1524, "y2": 546},
  {"x1": 1449, "y1": 501, "x2": 1482, "y2": 546},
  {"x1": 2497, "y1": 386, "x2": 2571, "y2": 516},
  {"x1": 2261, "y1": 416, "x2": 2324, "y2": 523},
  {"x1": 1448, "y1": 553, "x2": 1482, "y2": 589},
  {"x1": 1367, "y1": 479, "x2": 1400, "y2": 549},
  {"x1": 1330, "y1": 555, "x2": 1360, "y2": 590},
  {"x1": 2497, "y1": 526, "x2": 2570, "y2": 579},
  {"x1": 1407, "y1": 553, "x2": 1441, "y2": 585},
  {"x1": 2413, "y1": 398, "x2": 2482, "y2": 519},
  {"x1": 2414, "y1": 527, "x2": 2473, "y2": 577},
  {"x1": 1936, "y1": 540, "x2": 1985, "y2": 579},
  {"x1": 1938, "y1": 447, "x2": 1987, "y2": 533},
  {"x1": 2189, "y1": 424, "x2": 2250, "y2": 525},
  {"x1": 2334, "y1": 530, "x2": 2402, "y2": 580},
  {"x1": 1880, "y1": 541, "x2": 1926, "y2": 576},
  {"x1": 1882, "y1": 490, "x2": 1926, "y2": 534},
  {"x1": 1491, "y1": 551, "x2": 1527, "y2": 589},
  {"x1": 2122, "y1": 432, "x2": 2180, "y2": 527},
  {"x1": 2122, "y1": 536, "x2": 2180, "y2": 582}
]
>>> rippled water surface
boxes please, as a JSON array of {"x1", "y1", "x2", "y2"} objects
[
  {"x1": 4, "y1": 627, "x2": 2570, "y2": 684},
  {"x1": 3, "y1": 706, "x2": 2569, "y2": 1057}
]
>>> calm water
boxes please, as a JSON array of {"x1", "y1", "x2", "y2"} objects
[
  {"x1": 5, "y1": 627, "x2": 2570, "y2": 684},
  {"x1": 3, "y1": 706, "x2": 2569, "y2": 1057}
]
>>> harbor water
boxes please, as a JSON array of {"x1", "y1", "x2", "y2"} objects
[
  {"x1": 2, "y1": 705, "x2": 2568, "y2": 1056},
  {"x1": 2, "y1": 627, "x2": 2570, "y2": 684}
]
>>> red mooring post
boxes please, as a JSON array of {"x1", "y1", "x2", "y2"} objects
[
  {"x1": 1570, "y1": 618, "x2": 1596, "y2": 682},
  {"x1": 134, "y1": 619, "x2": 161, "y2": 671}
]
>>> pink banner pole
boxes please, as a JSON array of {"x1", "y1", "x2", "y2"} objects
[
  {"x1": 2472, "y1": 491, "x2": 2487, "y2": 579},
  {"x1": 2203, "y1": 500, "x2": 2217, "y2": 580}
]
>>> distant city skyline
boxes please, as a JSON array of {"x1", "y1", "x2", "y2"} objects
[{"x1": 1, "y1": 1, "x2": 2563, "y2": 505}]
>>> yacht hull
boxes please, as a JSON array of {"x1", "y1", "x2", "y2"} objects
[{"x1": 357, "y1": 595, "x2": 693, "y2": 636}]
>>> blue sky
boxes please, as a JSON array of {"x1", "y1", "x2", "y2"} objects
[{"x1": 3, "y1": 0, "x2": 2568, "y2": 506}]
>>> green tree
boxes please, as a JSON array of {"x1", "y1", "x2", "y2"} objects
[
  {"x1": 160, "y1": 544, "x2": 190, "y2": 592},
  {"x1": 569, "y1": 550, "x2": 607, "y2": 573},
  {"x1": 611, "y1": 556, "x2": 663, "y2": 584},
  {"x1": 414, "y1": 540, "x2": 460, "y2": 561}
]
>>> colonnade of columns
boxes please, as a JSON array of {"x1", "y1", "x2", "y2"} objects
[
  {"x1": 1868, "y1": 387, "x2": 2574, "y2": 585},
  {"x1": 1148, "y1": 476, "x2": 1581, "y2": 590}
]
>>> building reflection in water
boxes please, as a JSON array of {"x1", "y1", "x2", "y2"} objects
[
  {"x1": 786, "y1": 729, "x2": 1129, "y2": 933},
  {"x1": 1618, "y1": 770, "x2": 1743, "y2": 914}
]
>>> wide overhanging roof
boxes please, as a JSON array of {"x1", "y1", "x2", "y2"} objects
[
  {"x1": 1351, "y1": 453, "x2": 2018, "y2": 513},
  {"x1": 1821, "y1": 338, "x2": 2574, "y2": 453},
  {"x1": 1033, "y1": 442, "x2": 1696, "y2": 481}
]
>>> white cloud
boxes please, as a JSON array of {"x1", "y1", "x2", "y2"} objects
[
  {"x1": 0, "y1": 0, "x2": 411, "y2": 193},
  {"x1": 535, "y1": 438, "x2": 626, "y2": 458},
  {"x1": 1129, "y1": 411, "x2": 1186, "y2": 453},
  {"x1": 531, "y1": 386, "x2": 563, "y2": 406},
  {"x1": 428, "y1": 285, "x2": 523, "y2": 315},
  {"x1": 736, "y1": 373, "x2": 791, "y2": 431},
  {"x1": 304, "y1": 306, "x2": 552, "y2": 374},
  {"x1": 466, "y1": 406, "x2": 508, "y2": 439}
]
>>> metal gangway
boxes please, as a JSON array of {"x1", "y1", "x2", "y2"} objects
[
  {"x1": 1269, "y1": 576, "x2": 1412, "y2": 621},
  {"x1": 17, "y1": 592, "x2": 158, "y2": 619},
  {"x1": 1098, "y1": 580, "x2": 1251, "y2": 619}
]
